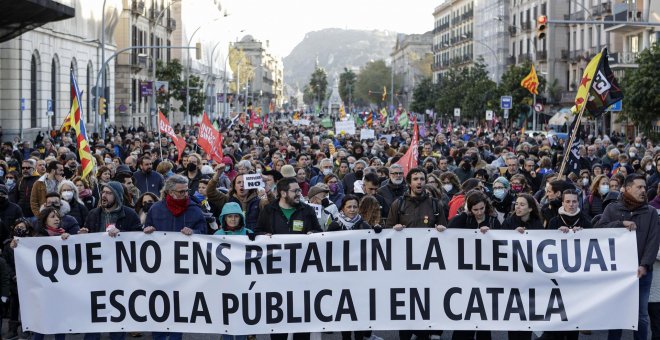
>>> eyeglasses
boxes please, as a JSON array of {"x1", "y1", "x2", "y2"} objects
[
  {"x1": 391, "y1": 172, "x2": 403, "y2": 176},
  {"x1": 172, "y1": 189, "x2": 188, "y2": 195}
]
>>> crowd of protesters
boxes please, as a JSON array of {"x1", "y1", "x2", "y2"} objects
[{"x1": 0, "y1": 115, "x2": 659, "y2": 340}]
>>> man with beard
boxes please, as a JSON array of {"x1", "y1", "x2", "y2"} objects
[
  {"x1": 17, "y1": 159, "x2": 38, "y2": 217},
  {"x1": 133, "y1": 156, "x2": 164, "y2": 195},
  {"x1": 377, "y1": 164, "x2": 407, "y2": 207},
  {"x1": 82, "y1": 181, "x2": 141, "y2": 233},
  {"x1": 597, "y1": 174, "x2": 660, "y2": 340},
  {"x1": 255, "y1": 177, "x2": 321, "y2": 340},
  {"x1": 386, "y1": 167, "x2": 447, "y2": 340}
]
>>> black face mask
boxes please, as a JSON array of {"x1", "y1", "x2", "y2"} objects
[
  {"x1": 187, "y1": 163, "x2": 197, "y2": 172},
  {"x1": 355, "y1": 170, "x2": 364, "y2": 179},
  {"x1": 143, "y1": 202, "x2": 154, "y2": 213},
  {"x1": 426, "y1": 166, "x2": 435, "y2": 173},
  {"x1": 462, "y1": 163, "x2": 472, "y2": 171}
]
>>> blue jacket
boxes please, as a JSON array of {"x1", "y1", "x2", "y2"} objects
[
  {"x1": 133, "y1": 170, "x2": 164, "y2": 195},
  {"x1": 145, "y1": 200, "x2": 207, "y2": 234}
]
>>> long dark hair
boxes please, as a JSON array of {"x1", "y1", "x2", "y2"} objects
[
  {"x1": 516, "y1": 193, "x2": 541, "y2": 221},
  {"x1": 36, "y1": 207, "x2": 61, "y2": 236},
  {"x1": 465, "y1": 190, "x2": 493, "y2": 216}
]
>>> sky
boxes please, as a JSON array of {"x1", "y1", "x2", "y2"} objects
[{"x1": 187, "y1": 0, "x2": 436, "y2": 59}]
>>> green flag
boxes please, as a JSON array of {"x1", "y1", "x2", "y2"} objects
[{"x1": 399, "y1": 110, "x2": 409, "y2": 128}]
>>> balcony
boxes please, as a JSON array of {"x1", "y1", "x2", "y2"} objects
[
  {"x1": 609, "y1": 52, "x2": 640, "y2": 67},
  {"x1": 592, "y1": 3, "x2": 611, "y2": 18},
  {"x1": 167, "y1": 18, "x2": 176, "y2": 31},
  {"x1": 560, "y1": 49, "x2": 569, "y2": 60},
  {"x1": 570, "y1": 50, "x2": 583, "y2": 63},
  {"x1": 518, "y1": 53, "x2": 532, "y2": 63},
  {"x1": 506, "y1": 56, "x2": 516, "y2": 65},
  {"x1": 131, "y1": 1, "x2": 144, "y2": 15},
  {"x1": 536, "y1": 50, "x2": 547, "y2": 60},
  {"x1": 570, "y1": 12, "x2": 585, "y2": 21},
  {"x1": 131, "y1": 53, "x2": 146, "y2": 71},
  {"x1": 521, "y1": 21, "x2": 532, "y2": 32},
  {"x1": 508, "y1": 26, "x2": 517, "y2": 37}
]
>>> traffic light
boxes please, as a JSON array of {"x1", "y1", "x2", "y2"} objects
[
  {"x1": 195, "y1": 42, "x2": 202, "y2": 60},
  {"x1": 99, "y1": 97, "x2": 106, "y2": 116},
  {"x1": 536, "y1": 15, "x2": 548, "y2": 39}
]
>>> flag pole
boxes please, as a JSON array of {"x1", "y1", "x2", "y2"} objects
[
  {"x1": 532, "y1": 93, "x2": 537, "y2": 131},
  {"x1": 558, "y1": 104, "x2": 587, "y2": 178},
  {"x1": 157, "y1": 108, "x2": 163, "y2": 161}
]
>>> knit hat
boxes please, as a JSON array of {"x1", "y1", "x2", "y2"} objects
[
  {"x1": 280, "y1": 164, "x2": 296, "y2": 178},
  {"x1": 493, "y1": 176, "x2": 510, "y2": 190},
  {"x1": 307, "y1": 183, "x2": 330, "y2": 199},
  {"x1": 103, "y1": 181, "x2": 124, "y2": 206}
]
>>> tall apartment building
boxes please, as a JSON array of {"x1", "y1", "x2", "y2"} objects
[
  {"x1": 114, "y1": 0, "x2": 176, "y2": 128},
  {"x1": 432, "y1": 0, "x2": 474, "y2": 83},
  {"x1": 390, "y1": 32, "x2": 433, "y2": 108},
  {"x1": 232, "y1": 35, "x2": 284, "y2": 114},
  {"x1": 474, "y1": 0, "x2": 509, "y2": 83},
  {"x1": 0, "y1": 0, "x2": 118, "y2": 141},
  {"x1": 508, "y1": 0, "x2": 569, "y2": 105}
]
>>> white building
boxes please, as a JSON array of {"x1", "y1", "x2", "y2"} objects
[
  {"x1": 473, "y1": 0, "x2": 509, "y2": 83},
  {"x1": 391, "y1": 32, "x2": 433, "y2": 108},
  {"x1": 0, "y1": 0, "x2": 118, "y2": 141},
  {"x1": 432, "y1": 0, "x2": 474, "y2": 83}
]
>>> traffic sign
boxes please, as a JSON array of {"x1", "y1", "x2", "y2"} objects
[
  {"x1": 453, "y1": 108, "x2": 461, "y2": 117},
  {"x1": 485, "y1": 110, "x2": 493, "y2": 121},
  {"x1": 20, "y1": 98, "x2": 25, "y2": 110},
  {"x1": 607, "y1": 101, "x2": 622, "y2": 112},
  {"x1": 503, "y1": 109, "x2": 509, "y2": 119},
  {"x1": 47, "y1": 99, "x2": 53, "y2": 112},
  {"x1": 534, "y1": 103, "x2": 544, "y2": 112},
  {"x1": 500, "y1": 96, "x2": 512, "y2": 110}
]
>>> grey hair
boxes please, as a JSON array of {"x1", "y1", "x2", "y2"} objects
[
  {"x1": 320, "y1": 158, "x2": 333, "y2": 167},
  {"x1": 354, "y1": 160, "x2": 368, "y2": 168},
  {"x1": 58, "y1": 180, "x2": 84, "y2": 206},
  {"x1": 161, "y1": 174, "x2": 189, "y2": 199},
  {"x1": 389, "y1": 164, "x2": 403, "y2": 171},
  {"x1": 237, "y1": 159, "x2": 253, "y2": 170}
]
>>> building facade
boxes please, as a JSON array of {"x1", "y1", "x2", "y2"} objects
[
  {"x1": 232, "y1": 35, "x2": 284, "y2": 115},
  {"x1": 391, "y1": 32, "x2": 433, "y2": 108},
  {"x1": 432, "y1": 0, "x2": 474, "y2": 84},
  {"x1": 473, "y1": 0, "x2": 509, "y2": 83},
  {"x1": 0, "y1": 0, "x2": 116, "y2": 141}
]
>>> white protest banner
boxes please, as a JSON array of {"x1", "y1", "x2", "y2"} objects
[
  {"x1": 335, "y1": 121, "x2": 356, "y2": 135},
  {"x1": 243, "y1": 173, "x2": 264, "y2": 189},
  {"x1": 293, "y1": 119, "x2": 311, "y2": 126},
  {"x1": 16, "y1": 229, "x2": 638, "y2": 335},
  {"x1": 360, "y1": 129, "x2": 375, "y2": 140}
]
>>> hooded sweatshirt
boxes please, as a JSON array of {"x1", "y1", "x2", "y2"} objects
[{"x1": 214, "y1": 202, "x2": 251, "y2": 235}]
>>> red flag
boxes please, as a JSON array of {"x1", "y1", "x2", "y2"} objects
[
  {"x1": 158, "y1": 111, "x2": 185, "y2": 161},
  {"x1": 198, "y1": 112, "x2": 224, "y2": 163},
  {"x1": 394, "y1": 120, "x2": 419, "y2": 175}
]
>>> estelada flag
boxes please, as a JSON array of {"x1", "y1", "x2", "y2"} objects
[
  {"x1": 520, "y1": 65, "x2": 539, "y2": 95},
  {"x1": 198, "y1": 112, "x2": 224, "y2": 163},
  {"x1": 394, "y1": 119, "x2": 419, "y2": 175},
  {"x1": 574, "y1": 48, "x2": 623, "y2": 118},
  {"x1": 158, "y1": 111, "x2": 186, "y2": 162}
]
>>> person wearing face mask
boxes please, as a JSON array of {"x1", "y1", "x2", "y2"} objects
[
  {"x1": 324, "y1": 174, "x2": 345, "y2": 208},
  {"x1": 135, "y1": 192, "x2": 159, "y2": 226},
  {"x1": 583, "y1": 174, "x2": 610, "y2": 219},
  {"x1": 490, "y1": 177, "x2": 514, "y2": 222},
  {"x1": 3, "y1": 218, "x2": 34, "y2": 340},
  {"x1": 0, "y1": 184, "x2": 23, "y2": 244},
  {"x1": 4, "y1": 171, "x2": 19, "y2": 204},
  {"x1": 57, "y1": 180, "x2": 88, "y2": 226},
  {"x1": 185, "y1": 154, "x2": 203, "y2": 196},
  {"x1": 40, "y1": 192, "x2": 80, "y2": 234},
  {"x1": 30, "y1": 160, "x2": 64, "y2": 217},
  {"x1": 342, "y1": 160, "x2": 367, "y2": 195},
  {"x1": 377, "y1": 164, "x2": 408, "y2": 208},
  {"x1": 453, "y1": 155, "x2": 474, "y2": 184},
  {"x1": 310, "y1": 158, "x2": 334, "y2": 186},
  {"x1": 132, "y1": 156, "x2": 164, "y2": 195}
]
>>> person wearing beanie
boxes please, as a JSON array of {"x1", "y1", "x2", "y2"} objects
[
  {"x1": 81, "y1": 181, "x2": 141, "y2": 235},
  {"x1": 214, "y1": 202, "x2": 252, "y2": 236},
  {"x1": 491, "y1": 177, "x2": 515, "y2": 222}
]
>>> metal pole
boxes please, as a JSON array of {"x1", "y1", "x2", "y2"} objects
[
  {"x1": 150, "y1": 1, "x2": 180, "y2": 132},
  {"x1": 390, "y1": 59, "x2": 394, "y2": 109},
  {"x1": 235, "y1": 63, "x2": 240, "y2": 114},
  {"x1": 532, "y1": 93, "x2": 537, "y2": 131},
  {"x1": 99, "y1": 0, "x2": 107, "y2": 140}
]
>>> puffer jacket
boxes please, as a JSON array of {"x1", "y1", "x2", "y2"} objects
[{"x1": 145, "y1": 199, "x2": 207, "y2": 234}]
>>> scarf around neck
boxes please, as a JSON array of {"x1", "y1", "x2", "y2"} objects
[
  {"x1": 165, "y1": 194, "x2": 190, "y2": 217},
  {"x1": 337, "y1": 212, "x2": 361, "y2": 230},
  {"x1": 622, "y1": 191, "x2": 647, "y2": 212}
]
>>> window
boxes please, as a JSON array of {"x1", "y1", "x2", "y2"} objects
[{"x1": 30, "y1": 54, "x2": 38, "y2": 128}]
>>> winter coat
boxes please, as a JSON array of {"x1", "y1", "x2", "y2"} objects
[
  {"x1": 84, "y1": 206, "x2": 142, "y2": 233},
  {"x1": 145, "y1": 200, "x2": 207, "y2": 234},
  {"x1": 328, "y1": 215, "x2": 371, "y2": 231},
  {"x1": 17, "y1": 175, "x2": 37, "y2": 217},
  {"x1": 214, "y1": 202, "x2": 251, "y2": 236},
  {"x1": 596, "y1": 198, "x2": 660, "y2": 270},
  {"x1": 0, "y1": 257, "x2": 10, "y2": 298},
  {"x1": 0, "y1": 200, "x2": 22, "y2": 243},
  {"x1": 30, "y1": 174, "x2": 58, "y2": 216},
  {"x1": 66, "y1": 199, "x2": 89, "y2": 227},
  {"x1": 255, "y1": 201, "x2": 322, "y2": 235},
  {"x1": 186, "y1": 171, "x2": 203, "y2": 197},
  {"x1": 547, "y1": 210, "x2": 593, "y2": 230},
  {"x1": 227, "y1": 192, "x2": 262, "y2": 231},
  {"x1": 377, "y1": 181, "x2": 407, "y2": 207},
  {"x1": 386, "y1": 192, "x2": 448, "y2": 228},
  {"x1": 448, "y1": 212, "x2": 502, "y2": 230},
  {"x1": 500, "y1": 214, "x2": 545, "y2": 230},
  {"x1": 133, "y1": 170, "x2": 164, "y2": 195}
]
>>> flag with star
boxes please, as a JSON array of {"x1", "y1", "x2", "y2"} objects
[
  {"x1": 520, "y1": 65, "x2": 539, "y2": 95},
  {"x1": 574, "y1": 48, "x2": 623, "y2": 119}
]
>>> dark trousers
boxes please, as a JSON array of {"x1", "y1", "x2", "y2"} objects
[
  {"x1": 451, "y1": 331, "x2": 491, "y2": 340},
  {"x1": 650, "y1": 302, "x2": 660, "y2": 340},
  {"x1": 84, "y1": 333, "x2": 126, "y2": 340},
  {"x1": 152, "y1": 332, "x2": 182, "y2": 340},
  {"x1": 341, "y1": 330, "x2": 372, "y2": 340},
  {"x1": 270, "y1": 333, "x2": 310, "y2": 340},
  {"x1": 507, "y1": 331, "x2": 532, "y2": 340},
  {"x1": 33, "y1": 334, "x2": 66, "y2": 340},
  {"x1": 541, "y1": 331, "x2": 579, "y2": 340},
  {"x1": 399, "y1": 330, "x2": 429, "y2": 340}
]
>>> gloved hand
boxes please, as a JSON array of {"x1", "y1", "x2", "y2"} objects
[
  {"x1": 247, "y1": 233, "x2": 257, "y2": 241},
  {"x1": 321, "y1": 198, "x2": 331, "y2": 207},
  {"x1": 373, "y1": 225, "x2": 383, "y2": 234}
]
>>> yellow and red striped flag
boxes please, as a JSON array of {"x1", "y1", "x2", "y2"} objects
[
  {"x1": 520, "y1": 65, "x2": 539, "y2": 95},
  {"x1": 69, "y1": 71, "x2": 95, "y2": 180}
]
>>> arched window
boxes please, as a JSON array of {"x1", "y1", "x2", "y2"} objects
[
  {"x1": 30, "y1": 54, "x2": 38, "y2": 128},
  {"x1": 51, "y1": 56, "x2": 58, "y2": 129}
]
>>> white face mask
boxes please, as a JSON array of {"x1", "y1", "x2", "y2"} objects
[
  {"x1": 582, "y1": 178, "x2": 589, "y2": 186},
  {"x1": 629, "y1": 152, "x2": 636, "y2": 158},
  {"x1": 322, "y1": 168, "x2": 333, "y2": 176},
  {"x1": 599, "y1": 184, "x2": 610, "y2": 195},
  {"x1": 442, "y1": 184, "x2": 453, "y2": 193},
  {"x1": 493, "y1": 189, "x2": 506, "y2": 199},
  {"x1": 646, "y1": 164, "x2": 653, "y2": 172},
  {"x1": 61, "y1": 191, "x2": 74, "y2": 201}
]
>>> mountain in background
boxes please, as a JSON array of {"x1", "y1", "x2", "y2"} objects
[{"x1": 283, "y1": 28, "x2": 397, "y2": 92}]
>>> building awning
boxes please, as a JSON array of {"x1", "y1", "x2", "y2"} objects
[{"x1": 0, "y1": 0, "x2": 75, "y2": 43}]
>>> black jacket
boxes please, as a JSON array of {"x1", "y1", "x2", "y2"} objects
[
  {"x1": 255, "y1": 201, "x2": 322, "y2": 235},
  {"x1": 0, "y1": 200, "x2": 23, "y2": 244},
  {"x1": 547, "y1": 211, "x2": 593, "y2": 230},
  {"x1": 67, "y1": 199, "x2": 89, "y2": 227},
  {"x1": 501, "y1": 215, "x2": 545, "y2": 230},
  {"x1": 84, "y1": 206, "x2": 142, "y2": 233},
  {"x1": 377, "y1": 181, "x2": 407, "y2": 207},
  {"x1": 448, "y1": 212, "x2": 501, "y2": 229}
]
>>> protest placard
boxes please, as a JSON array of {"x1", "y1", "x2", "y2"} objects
[{"x1": 243, "y1": 174, "x2": 264, "y2": 189}]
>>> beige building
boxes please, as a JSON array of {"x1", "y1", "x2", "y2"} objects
[
  {"x1": 232, "y1": 35, "x2": 284, "y2": 114},
  {"x1": 391, "y1": 32, "x2": 433, "y2": 108},
  {"x1": 432, "y1": 0, "x2": 474, "y2": 83}
]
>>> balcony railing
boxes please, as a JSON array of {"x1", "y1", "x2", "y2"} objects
[
  {"x1": 570, "y1": 50, "x2": 583, "y2": 62},
  {"x1": 561, "y1": 49, "x2": 569, "y2": 60},
  {"x1": 131, "y1": 1, "x2": 144, "y2": 15},
  {"x1": 609, "y1": 51, "x2": 640, "y2": 65},
  {"x1": 518, "y1": 53, "x2": 532, "y2": 63},
  {"x1": 508, "y1": 26, "x2": 517, "y2": 36},
  {"x1": 536, "y1": 50, "x2": 548, "y2": 60},
  {"x1": 521, "y1": 21, "x2": 532, "y2": 32},
  {"x1": 167, "y1": 18, "x2": 176, "y2": 31}
]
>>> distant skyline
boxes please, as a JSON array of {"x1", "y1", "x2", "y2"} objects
[{"x1": 187, "y1": 0, "x2": 435, "y2": 59}]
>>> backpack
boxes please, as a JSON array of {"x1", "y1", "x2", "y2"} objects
[{"x1": 396, "y1": 196, "x2": 442, "y2": 224}]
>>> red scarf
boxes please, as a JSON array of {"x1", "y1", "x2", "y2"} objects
[
  {"x1": 46, "y1": 226, "x2": 65, "y2": 236},
  {"x1": 165, "y1": 194, "x2": 189, "y2": 217}
]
